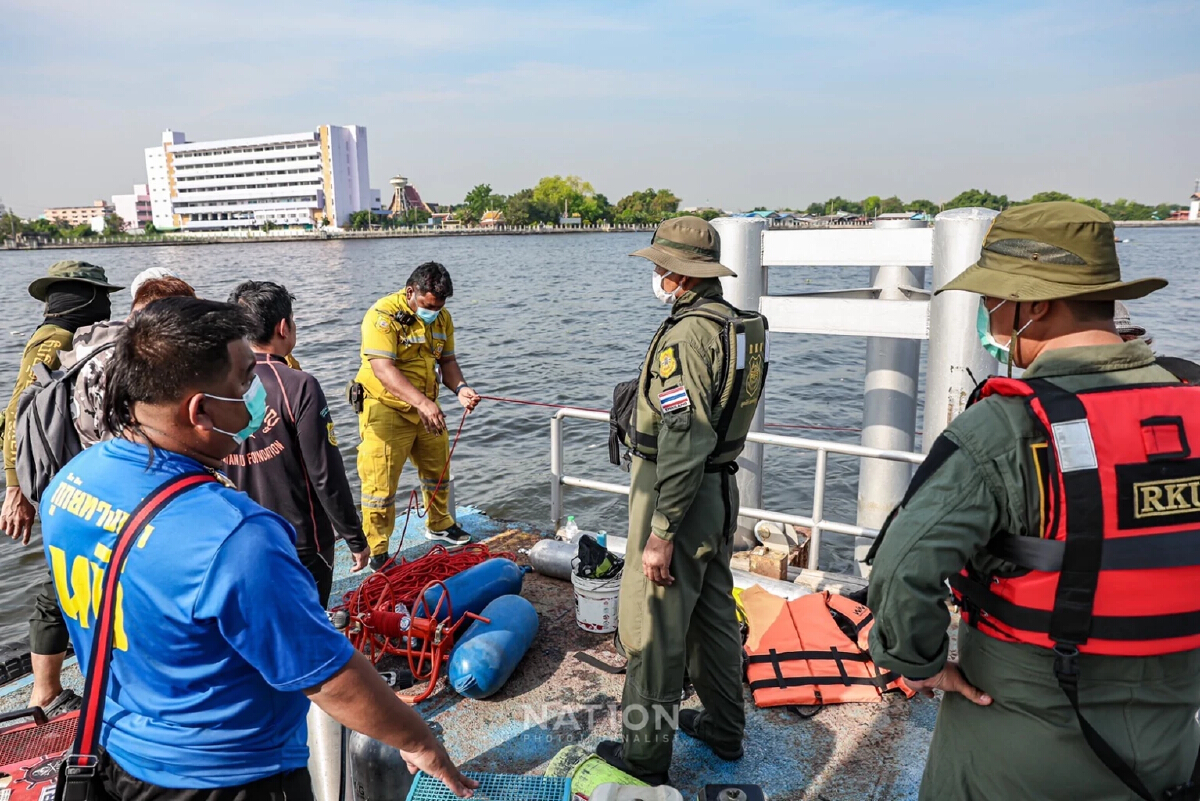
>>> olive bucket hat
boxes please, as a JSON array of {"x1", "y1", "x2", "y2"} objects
[
  {"x1": 937, "y1": 201, "x2": 1166, "y2": 301},
  {"x1": 28, "y1": 260, "x2": 123, "y2": 301},
  {"x1": 630, "y1": 216, "x2": 736, "y2": 278}
]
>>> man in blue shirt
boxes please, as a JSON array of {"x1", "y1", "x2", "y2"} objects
[{"x1": 41, "y1": 297, "x2": 476, "y2": 799}]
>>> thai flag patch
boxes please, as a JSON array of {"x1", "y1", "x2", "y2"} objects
[{"x1": 658, "y1": 386, "x2": 691, "y2": 414}]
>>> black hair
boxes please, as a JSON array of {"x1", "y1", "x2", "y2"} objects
[
  {"x1": 227, "y1": 280, "x2": 294, "y2": 346},
  {"x1": 407, "y1": 262, "x2": 454, "y2": 300},
  {"x1": 103, "y1": 297, "x2": 252, "y2": 445}
]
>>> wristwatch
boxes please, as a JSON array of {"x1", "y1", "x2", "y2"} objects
[{"x1": 454, "y1": 383, "x2": 470, "y2": 396}]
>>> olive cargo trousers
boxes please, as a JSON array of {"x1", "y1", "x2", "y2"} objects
[
  {"x1": 356, "y1": 398, "x2": 454, "y2": 557},
  {"x1": 617, "y1": 456, "x2": 746, "y2": 776}
]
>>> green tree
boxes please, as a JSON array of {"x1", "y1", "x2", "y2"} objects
[
  {"x1": 0, "y1": 211, "x2": 24, "y2": 241},
  {"x1": 505, "y1": 188, "x2": 556, "y2": 226},
  {"x1": 29, "y1": 218, "x2": 61, "y2": 238},
  {"x1": 261, "y1": 219, "x2": 277, "y2": 233},
  {"x1": 819, "y1": 196, "x2": 862, "y2": 215},
  {"x1": 1015, "y1": 191, "x2": 1075, "y2": 205},
  {"x1": 878, "y1": 196, "x2": 905, "y2": 214},
  {"x1": 66, "y1": 223, "x2": 94, "y2": 238},
  {"x1": 862, "y1": 196, "x2": 882, "y2": 217},
  {"x1": 104, "y1": 213, "x2": 125, "y2": 235},
  {"x1": 532, "y1": 175, "x2": 595, "y2": 219},
  {"x1": 944, "y1": 189, "x2": 1008, "y2": 210},
  {"x1": 805, "y1": 202, "x2": 826, "y2": 216},
  {"x1": 464, "y1": 183, "x2": 507, "y2": 221},
  {"x1": 1102, "y1": 198, "x2": 1155, "y2": 221},
  {"x1": 693, "y1": 208, "x2": 722, "y2": 221},
  {"x1": 144, "y1": 222, "x2": 158, "y2": 235},
  {"x1": 614, "y1": 188, "x2": 680, "y2": 224}
]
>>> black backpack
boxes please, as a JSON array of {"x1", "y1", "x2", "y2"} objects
[{"x1": 15, "y1": 342, "x2": 114, "y2": 503}]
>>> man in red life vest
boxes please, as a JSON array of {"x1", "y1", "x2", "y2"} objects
[{"x1": 867, "y1": 202, "x2": 1200, "y2": 800}]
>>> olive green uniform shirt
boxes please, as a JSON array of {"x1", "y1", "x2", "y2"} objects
[
  {"x1": 4, "y1": 324, "x2": 73, "y2": 488},
  {"x1": 644, "y1": 279, "x2": 727, "y2": 542},
  {"x1": 868, "y1": 340, "x2": 1200, "y2": 799}
]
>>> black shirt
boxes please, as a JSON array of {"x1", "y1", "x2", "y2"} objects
[{"x1": 225, "y1": 354, "x2": 368, "y2": 557}]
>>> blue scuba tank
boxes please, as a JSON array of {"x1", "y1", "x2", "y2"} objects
[
  {"x1": 418, "y1": 558, "x2": 526, "y2": 622},
  {"x1": 448, "y1": 594, "x2": 539, "y2": 699}
]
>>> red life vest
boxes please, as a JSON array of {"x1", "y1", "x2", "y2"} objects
[
  {"x1": 949, "y1": 376, "x2": 1200, "y2": 657},
  {"x1": 742, "y1": 587, "x2": 913, "y2": 708}
]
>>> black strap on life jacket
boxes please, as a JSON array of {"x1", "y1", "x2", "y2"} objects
[
  {"x1": 59, "y1": 471, "x2": 216, "y2": 793},
  {"x1": 1028, "y1": 378, "x2": 1200, "y2": 801},
  {"x1": 744, "y1": 647, "x2": 900, "y2": 691}
]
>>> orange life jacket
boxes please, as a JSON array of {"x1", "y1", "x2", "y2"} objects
[{"x1": 741, "y1": 587, "x2": 913, "y2": 708}]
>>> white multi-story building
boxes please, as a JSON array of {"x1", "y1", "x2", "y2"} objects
[
  {"x1": 143, "y1": 126, "x2": 374, "y2": 231},
  {"x1": 111, "y1": 184, "x2": 152, "y2": 231}
]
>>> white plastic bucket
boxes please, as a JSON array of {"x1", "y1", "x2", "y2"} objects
[{"x1": 571, "y1": 572, "x2": 621, "y2": 633}]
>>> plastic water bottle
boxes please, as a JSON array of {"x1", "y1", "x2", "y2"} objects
[
  {"x1": 562, "y1": 516, "x2": 580, "y2": 542},
  {"x1": 596, "y1": 530, "x2": 608, "y2": 548},
  {"x1": 393, "y1": 602, "x2": 412, "y2": 633}
]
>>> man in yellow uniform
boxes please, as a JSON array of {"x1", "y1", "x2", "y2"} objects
[{"x1": 355, "y1": 262, "x2": 480, "y2": 570}]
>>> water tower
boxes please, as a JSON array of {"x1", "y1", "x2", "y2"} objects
[{"x1": 388, "y1": 175, "x2": 410, "y2": 214}]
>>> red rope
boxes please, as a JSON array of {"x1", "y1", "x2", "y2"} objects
[{"x1": 479, "y1": 394, "x2": 870, "y2": 434}]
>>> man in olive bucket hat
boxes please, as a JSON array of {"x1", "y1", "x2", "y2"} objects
[
  {"x1": 1, "y1": 260, "x2": 121, "y2": 714},
  {"x1": 596, "y1": 217, "x2": 769, "y2": 784},
  {"x1": 866, "y1": 202, "x2": 1200, "y2": 799}
]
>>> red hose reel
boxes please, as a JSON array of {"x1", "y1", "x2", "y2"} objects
[
  {"x1": 358, "y1": 578, "x2": 490, "y2": 703},
  {"x1": 337, "y1": 544, "x2": 514, "y2": 703}
]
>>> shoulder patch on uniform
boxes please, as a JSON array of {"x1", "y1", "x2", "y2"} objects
[
  {"x1": 659, "y1": 346, "x2": 679, "y2": 380},
  {"x1": 658, "y1": 386, "x2": 691, "y2": 414},
  {"x1": 327, "y1": 421, "x2": 339, "y2": 447},
  {"x1": 374, "y1": 312, "x2": 392, "y2": 331}
]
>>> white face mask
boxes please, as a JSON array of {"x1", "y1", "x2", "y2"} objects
[{"x1": 653, "y1": 272, "x2": 677, "y2": 305}]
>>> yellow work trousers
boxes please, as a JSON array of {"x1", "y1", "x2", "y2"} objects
[{"x1": 357, "y1": 397, "x2": 454, "y2": 556}]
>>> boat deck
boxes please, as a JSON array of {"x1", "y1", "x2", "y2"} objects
[{"x1": 0, "y1": 508, "x2": 940, "y2": 800}]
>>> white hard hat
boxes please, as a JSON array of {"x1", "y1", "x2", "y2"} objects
[{"x1": 129, "y1": 267, "x2": 177, "y2": 301}]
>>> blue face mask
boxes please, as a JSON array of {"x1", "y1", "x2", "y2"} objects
[
  {"x1": 206, "y1": 375, "x2": 267, "y2": 444},
  {"x1": 415, "y1": 307, "x2": 440, "y2": 325}
]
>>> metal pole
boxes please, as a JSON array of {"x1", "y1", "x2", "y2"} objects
[
  {"x1": 809, "y1": 448, "x2": 827, "y2": 570},
  {"x1": 923, "y1": 208, "x2": 1000, "y2": 449},
  {"x1": 712, "y1": 216, "x2": 768, "y2": 550},
  {"x1": 550, "y1": 413, "x2": 564, "y2": 531},
  {"x1": 854, "y1": 217, "x2": 927, "y2": 574}
]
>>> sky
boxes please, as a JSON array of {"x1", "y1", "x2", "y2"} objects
[{"x1": 1, "y1": 0, "x2": 1198, "y2": 216}]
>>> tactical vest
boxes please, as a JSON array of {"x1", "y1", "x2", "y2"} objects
[
  {"x1": 628, "y1": 298, "x2": 768, "y2": 468},
  {"x1": 742, "y1": 587, "x2": 913, "y2": 709}
]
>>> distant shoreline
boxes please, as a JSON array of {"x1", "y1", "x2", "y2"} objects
[
  {"x1": 2, "y1": 218, "x2": 1196, "y2": 252},
  {"x1": 1, "y1": 224, "x2": 657, "y2": 251}
]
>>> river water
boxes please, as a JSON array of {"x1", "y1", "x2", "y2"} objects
[{"x1": 0, "y1": 229, "x2": 1196, "y2": 653}]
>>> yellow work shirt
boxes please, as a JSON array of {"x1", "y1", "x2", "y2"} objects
[{"x1": 355, "y1": 292, "x2": 455, "y2": 414}]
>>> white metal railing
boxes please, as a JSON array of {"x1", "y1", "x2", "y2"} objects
[{"x1": 549, "y1": 408, "x2": 925, "y2": 571}]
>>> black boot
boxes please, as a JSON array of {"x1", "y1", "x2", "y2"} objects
[
  {"x1": 678, "y1": 709, "x2": 743, "y2": 761},
  {"x1": 595, "y1": 741, "x2": 671, "y2": 786}
]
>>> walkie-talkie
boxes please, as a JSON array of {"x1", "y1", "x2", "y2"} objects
[{"x1": 394, "y1": 310, "x2": 416, "y2": 327}]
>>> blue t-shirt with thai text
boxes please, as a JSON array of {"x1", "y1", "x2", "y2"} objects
[{"x1": 40, "y1": 439, "x2": 355, "y2": 788}]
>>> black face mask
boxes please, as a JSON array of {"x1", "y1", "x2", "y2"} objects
[{"x1": 43, "y1": 282, "x2": 112, "y2": 333}]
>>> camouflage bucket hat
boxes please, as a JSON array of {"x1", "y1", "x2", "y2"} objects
[
  {"x1": 937, "y1": 201, "x2": 1166, "y2": 301},
  {"x1": 630, "y1": 216, "x2": 736, "y2": 278},
  {"x1": 28, "y1": 260, "x2": 123, "y2": 301}
]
